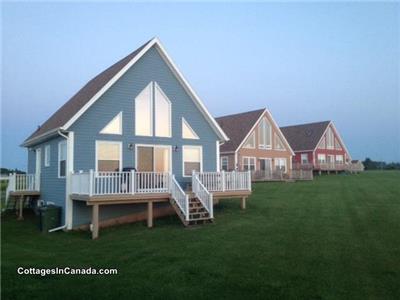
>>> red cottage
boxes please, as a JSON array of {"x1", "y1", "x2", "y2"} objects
[{"x1": 280, "y1": 121, "x2": 351, "y2": 173}]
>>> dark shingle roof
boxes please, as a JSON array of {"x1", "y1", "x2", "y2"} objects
[
  {"x1": 280, "y1": 121, "x2": 330, "y2": 152},
  {"x1": 216, "y1": 109, "x2": 265, "y2": 152},
  {"x1": 24, "y1": 39, "x2": 153, "y2": 143}
]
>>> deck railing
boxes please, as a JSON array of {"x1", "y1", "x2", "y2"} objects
[
  {"x1": 316, "y1": 162, "x2": 347, "y2": 171},
  {"x1": 170, "y1": 175, "x2": 189, "y2": 221},
  {"x1": 195, "y1": 171, "x2": 251, "y2": 192},
  {"x1": 7, "y1": 173, "x2": 40, "y2": 192},
  {"x1": 192, "y1": 172, "x2": 213, "y2": 218},
  {"x1": 71, "y1": 170, "x2": 171, "y2": 196}
]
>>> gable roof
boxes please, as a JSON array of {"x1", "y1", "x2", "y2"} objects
[
  {"x1": 280, "y1": 121, "x2": 331, "y2": 152},
  {"x1": 216, "y1": 109, "x2": 265, "y2": 152},
  {"x1": 22, "y1": 37, "x2": 228, "y2": 146}
]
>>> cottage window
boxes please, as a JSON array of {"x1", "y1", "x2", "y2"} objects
[
  {"x1": 243, "y1": 132, "x2": 255, "y2": 148},
  {"x1": 326, "y1": 127, "x2": 334, "y2": 149},
  {"x1": 183, "y1": 146, "x2": 202, "y2": 176},
  {"x1": 242, "y1": 157, "x2": 256, "y2": 171},
  {"x1": 100, "y1": 112, "x2": 122, "y2": 135},
  {"x1": 182, "y1": 117, "x2": 199, "y2": 139},
  {"x1": 58, "y1": 141, "x2": 67, "y2": 178},
  {"x1": 44, "y1": 145, "x2": 51, "y2": 167},
  {"x1": 274, "y1": 134, "x2": 285, "y2": 150},
  {"x1": 135, "y1": 83, "x2": 153, "y2": 136},
  {"x1": 318, "y1": 136, "x2": 326, "y2": 149},
  {"x1": 221, "y1": 156, "x2": 229, "y2": 171},
  {"x1": 301, "y1": 153, "x2": 309, "y2": 164},
  {"x1": 96, "y1": 141, "x2": 122, "y2": 172},
  {"x1": 336, "y1": 155, "x2": 344, "y2": 164},
  {"x1": 318, "y1": 154, "x2": 326, "y2": 164},
  {"x1": 258, "y1": 118, "x2": 272, "y2": 149},
  {"x1": 275, "y1": 158, "x2": 287, "y2": 173},
  {"x1": 335, "y1": 138, "x2": 342, "y2": 150},
  {"x1": 155, "y1": 83, "x2": 171, "y2": 137}
]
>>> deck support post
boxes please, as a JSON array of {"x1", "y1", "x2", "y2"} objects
[
  {"x1": 92, "y1": 204, "x2": 99, "y2": 239},
  {"x1": 147, "y1": 201, "x2": 153, "y2": 228},
  {"x1": 240, "y1": 197, "x2": 246, "y2": 210},
  {"x1": 17, "y1": 195, "x2": 24, "y2": 220}
]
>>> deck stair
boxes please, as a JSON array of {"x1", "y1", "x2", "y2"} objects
[{"x1": 170, "y1": 196, "x2": 213, "y2": 227}]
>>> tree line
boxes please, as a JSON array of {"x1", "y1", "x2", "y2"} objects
[{"x1": 362, "y1": 158, "x2": 400, "y2": 170}]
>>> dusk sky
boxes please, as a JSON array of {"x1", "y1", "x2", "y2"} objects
[{"x1": 1, "y1": 2, "x2": 399, "y2": 171}]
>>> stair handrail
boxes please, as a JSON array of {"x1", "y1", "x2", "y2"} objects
[
  {"x1": 170, "y1": 175, "x2": 189, "y2": 221},
  {"x1": 192, "y1": 171, "x2": 213, "y2": 219}
]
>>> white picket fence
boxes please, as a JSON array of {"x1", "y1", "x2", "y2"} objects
[
  {"x1": 192, "y1": 172, "x2": 213, "y2": 218},
  {"x1": 170, "y1": 175, "x2": 189, "y2": 221},
  {"x1": 194, "y1": 171, "x2": 251, "y2": 192},
  {"x1": 71, "y1": 171, "x2": 171, "y2": 196}
]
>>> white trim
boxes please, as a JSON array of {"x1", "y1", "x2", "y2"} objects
[
  {"x1": 44, "y1": 145, "x2": 50, "y2": 167},
  {"x1": 242, "y1": 156, "x2": 256, "y2": 171},
  {"x1": 65, "y1": 132, "x2": 74, "y2": 230},
  {"x1": 21, "y1": 128, "x2": 61, "y2": 147},
  {"x1": 216, "y1": 141, "x2": 220, "y2": 171},
  {"x1": 134, "y1": 143, "x2": 172, "y2": 172},
  {"x1": 35, "y1": 148, "x2": 42, "y2": 175},
  {"x1": 58, "y1": 141, "x2": 67, "y2": 178},
  {"x1": 58, "y1": 38, "x2": 227, "y2": 142},
  {"x1": 154, "y1": 82, "x2": 172, "y2": 138},
  {"x1": 182, "y1": 117, "x2": 200, "y2": 139},
  {"x1": 100, "y1": 111, "x2": 123, "y2": 135},
  {"x1": 234, "y1": 152, "x2": 238, "y2": 170},
  {"x1": 135, "y1": 82, "x2": 153, "y2": 137},
  {"x1": 95, "y1": 140, "x2": 123, "y2": 172},
  {"x1": 182, "y1": 145, "x2": 203, "y2": 177}
]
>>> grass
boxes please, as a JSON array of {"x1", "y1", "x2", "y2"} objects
[{"x1": 2, "y1": 171, "x2": 400, "y2": 299}]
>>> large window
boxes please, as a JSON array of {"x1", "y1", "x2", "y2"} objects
[
  {"x1": 96, "y1": 141, "x2": 122, "y2": 172},
  {"x1": 135, "y1": 82, "x2": 172, "y2": 137},
  {"x1": 242, "y1": 157, "x2": 256, "y2": 171},
  {"x1": 258, "y1": 118, "x2": 272, "y2": 149},
  {"x1": 58, "y1": 141, "x2": 67, "y2": 178},
  {"x1": 318, "y1": 154, "x2": 326, "y2": 164},
  {"x1": 221, "y1": 156, "x2": 229, "y2": 171},
  {"x1": 275, "y1": 158, "x2": 287, "y2": 173},
  {"x1": 318, "y1": 136, "x2": 326, "y2": 149},
  {"x1": 326, "y1": 127, "x2": 334, "y2": 149},
  {"x1": 135, "y1": 83, "x2": 153, "y2": 136},
  {"x1": 155, "y1": 84, "x2": 171, "y2": 137},
  {"x1": 44, "y1": 145, "x2": 51, "y2": 167},
  {"x1": 301, "y1": 153, "x2": 309, "y2": 164},
  {"x1": 336, "y1": 155, "x2": 344, "y2": 164},
  {"x1": 183, "y1": 146, "x2": 202, "y2": 176},
  {"x1": 243, "y1": 132, "x2": 255, "y2": 148}
]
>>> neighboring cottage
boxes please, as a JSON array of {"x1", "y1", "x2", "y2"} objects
[
  {"x1": 280, "y1": 121, "x2": 351, "y2": 172},
  {"x1": 9, "y1": 38, "x2": 252, "y2": 238},
  {"x1": 215, "y1": 108, "x2": 294, "y2": 180}
]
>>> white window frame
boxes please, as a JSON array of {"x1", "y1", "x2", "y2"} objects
[
  {"x1": 134, "y1": 144, "x2": 172, "y2": 173},
  {"x1": 100, "y1": 112, "x2": 123, "y2": 135},
  {"x1": 317, "y1": 154, "x2": 326, "y2": 164},
  {"x1": 221, "y1": 156, "x2": 229, "y2": 171},
  {"x1": 95, "y1": 140, "x2": 123, "y2": 172},
  {"x1": 154, "y1": 82, "x2": 172, "y2": 138},
  {"x1": 135, "y1": 82, "x2": 153, "y2": 137},
  {"x1": 336, "y1": 154, "x2": 344, "y2": 164},
  {"x1": 242, "y1": 156, "x2": 256, "y2": 171},
  {"x1": 275, "y1": 158, "x2": 287, "y2": 173},
  {"x1": 258, "y1": 117, "x2": 272, "y2": 150},
  {"x1": 182, "y1": 145, "x2": 203, "y2": 177},
  {"x1": 44, "y1": 145, "x2": 51, "y2": 167},
  {"x1": 182, "y1": 117, "x2": 199, "y2": 139},
  {"x1": 243, "y1": 131, "x2": 256, "y2": 149},
  {"x1": 301, "y1": 153, "x2": 309, "y2": 165},
  {"x1": 58, "y1": 141, "x2": 67, "y2": 178}
]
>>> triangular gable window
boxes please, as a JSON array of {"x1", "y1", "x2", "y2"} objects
[
  {"x1": 100, "y1": 112, "x2": 122, "y2": 135},
  {"x1": 244, "y1": 132, "x2": 255, "y2": 148},
  {"x1": 335, "y1": 138, "x2": 342, "y2": 150},
  {"x1": 318, "y1": 136, "x2": 326, "y2": 149},
  {"x1": 182, "y1": 118, "x2": 199, "y2": 139},
  {"x1": 275, "y1": 133, "x2": 285, "y2": 150}
]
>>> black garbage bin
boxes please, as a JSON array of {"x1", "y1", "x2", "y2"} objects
[{"x1": 38, "y1": 205, "x2": 61, "y2": 233}]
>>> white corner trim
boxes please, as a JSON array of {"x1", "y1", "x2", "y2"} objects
[
  {"x1": 216, "y1": 140, "x2": 220, "y2": 171},
  {"x1": 65, "y1": 131, "x2": 74, "y2": 230}
]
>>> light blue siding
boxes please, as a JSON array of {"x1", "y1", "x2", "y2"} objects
[{"x1": 27, "y1": 137, "x2": 67, "y2": 223}]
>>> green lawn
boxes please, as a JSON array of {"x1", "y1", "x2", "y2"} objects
[{"x1": 2, "y1": 171, "x2": 400, "y2": 299}]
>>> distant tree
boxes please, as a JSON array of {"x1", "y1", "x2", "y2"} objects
[
  {"x1": 0, "y1": 167, "x2": 25, "y2": 175},
  {"x1": 362, "y1": 158, "x2": 400, "y2": 170}
]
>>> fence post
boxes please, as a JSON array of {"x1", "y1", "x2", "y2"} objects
[
  {"x1": 221, "y1": 170, "x2": 225, "y2": 192},
  {"x1": 131, "y1": 170, "x2": 135, "y2": 195},
  {"x1": 89, "y1": 169, "x2": 94, "y2": 196}
]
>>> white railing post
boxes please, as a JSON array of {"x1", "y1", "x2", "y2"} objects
[
  {"x1": 247, "y1": 170, "x2": 251, "y2": 191},
  {"x1": 131, "y1": 170, "x2": 135, "y2": 195},
  {"x1": 89, "y1": 169, "x2": 94, "y2": 196},
  {"x1": 221, "y1": 170, "x2": 225, "y2": 192},
  {"x1": 185, "y1": 195, "x2": 190, "y2": 221},
  {"x1": 210, "y1": 194, "x2": 214, "y2": 218}
]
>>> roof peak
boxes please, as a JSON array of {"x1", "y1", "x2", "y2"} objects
[
  {"x1": 280, "y1": 120, "x2": 331, "y2": 129},
  {"x1": 216, "y1": 108, "x2": 266, "y2": 120}
]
